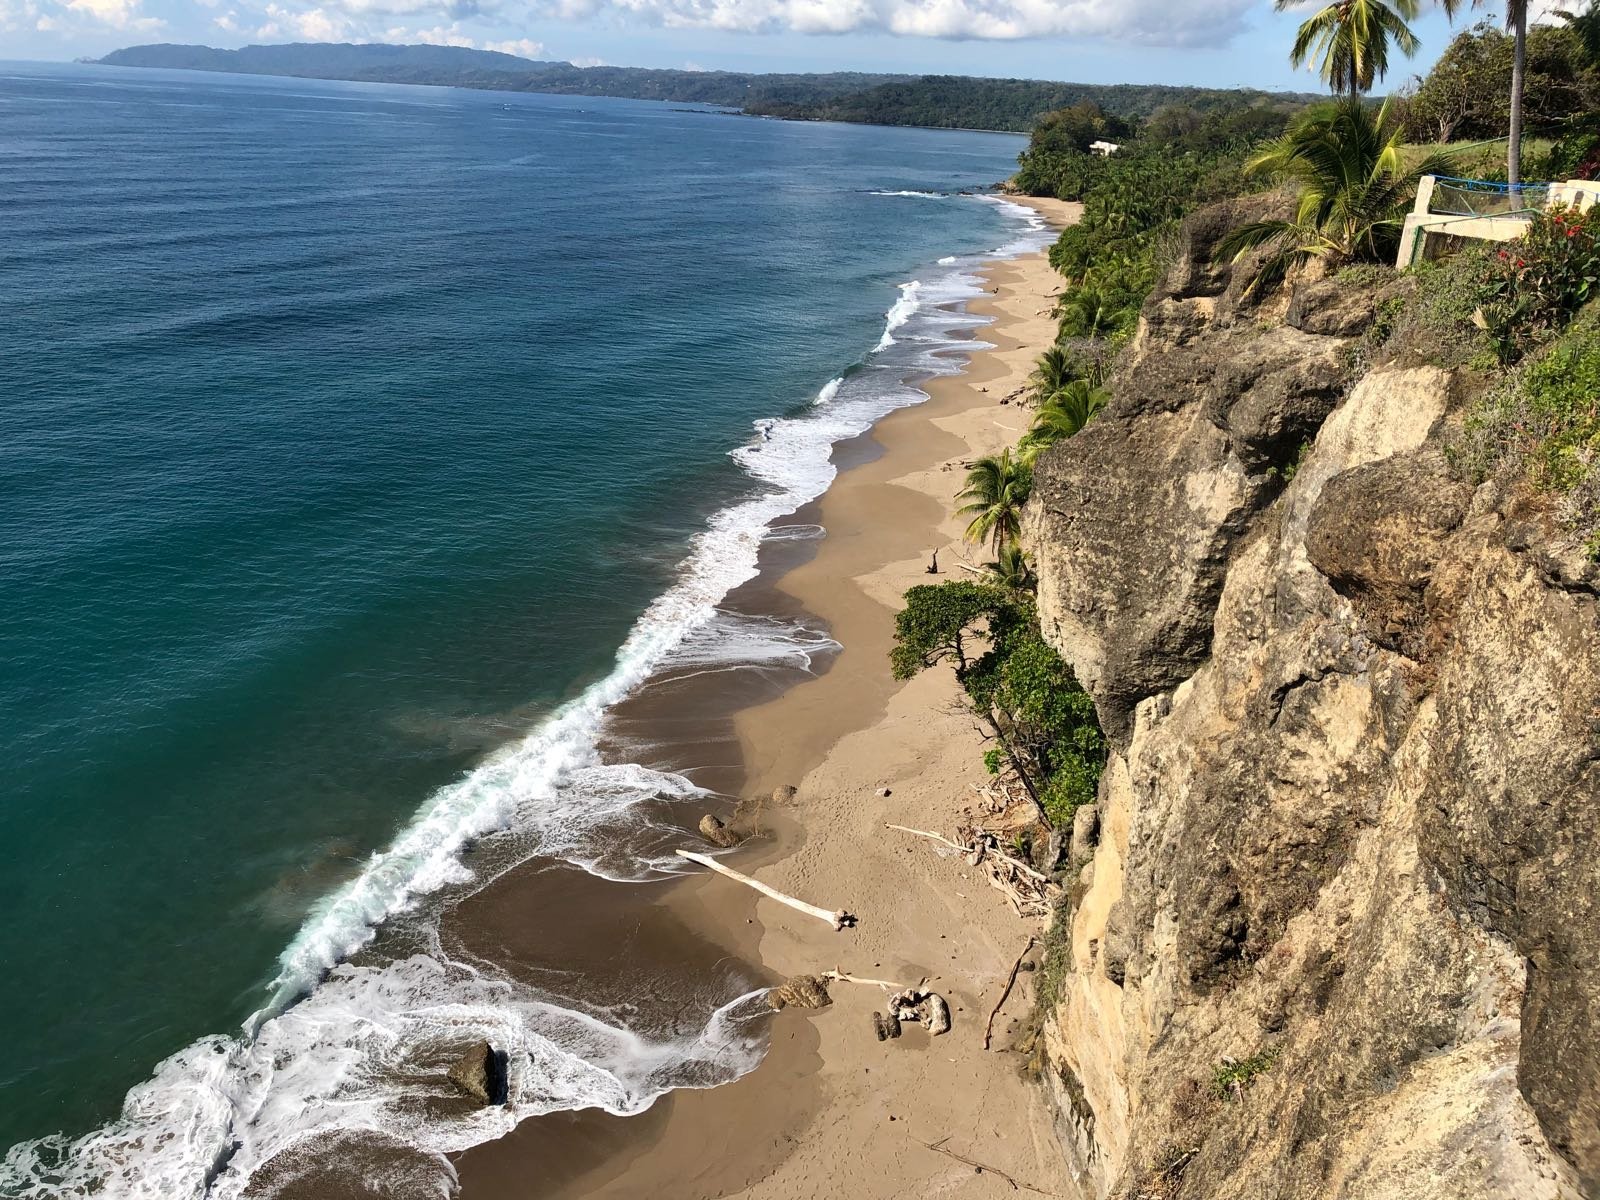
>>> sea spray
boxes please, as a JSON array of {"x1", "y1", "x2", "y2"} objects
[{"x1": 0, "y1": 196, "x2": 1055, "y2": 1199}]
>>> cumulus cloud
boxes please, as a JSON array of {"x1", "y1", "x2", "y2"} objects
[
  {"x1": 0, "y1": 0, "x2": 161, "y2": 32},
  {"x1": 483, "y1": 34, "x2": 545, "y2": 52},
  {"x1": 183, "y1": 0, "x2": 1262, "y2": 49},
  {"x1": 525, "y1": 0, "x2": 1260, "y2": 44},
  {"x1": 254, "y1": 0, "x2": 352, "y2": 36}
]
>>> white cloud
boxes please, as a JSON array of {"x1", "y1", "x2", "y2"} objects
[
  {"x1": 255, "y1": 0, "x2": 352, "y2": 36},
  {"x1": 384, "y1": 17, "x2": 475, "y2": 39},
  {"x1": 188, "y1": 0, "x2": 1259, "y2": 48},
  {"x1": 43, "y1": 0, "x2": 162, "y2": 28},
  {"x1": 534, "y1": 0, "x2": 1259, "y2": 44},
  {"x1": 484, "y1": 34, "x2": 545, "y2": 53}
]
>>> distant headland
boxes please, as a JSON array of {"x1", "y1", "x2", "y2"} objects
[{"x1": 94, "y1": 42, "x2": 1319, "y2": 134}]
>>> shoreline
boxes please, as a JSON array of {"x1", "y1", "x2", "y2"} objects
[{"x1": 454, "y1": 193, "x2": 1079, "y2": 1199}]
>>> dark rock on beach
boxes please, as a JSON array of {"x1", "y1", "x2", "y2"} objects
[{"x1": 447, "y1": 1041, "x2": 509, "y2": 1107}]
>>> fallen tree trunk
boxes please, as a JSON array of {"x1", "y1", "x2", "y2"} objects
[{"x1": 675, "y1": 849, "x2": 857, "y2": 930}]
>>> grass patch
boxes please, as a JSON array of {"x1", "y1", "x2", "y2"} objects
[
  {"x1": 1033, "y1": 893, "x2": 1076, "y2": 1014},
  {"x1": 1454, "y1": 313, "x2": 1600, "y2": 551}
]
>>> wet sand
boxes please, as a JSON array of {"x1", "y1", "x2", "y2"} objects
[{"x1": 451, "y1": 194, "x2": 1081, "y2": 1199}]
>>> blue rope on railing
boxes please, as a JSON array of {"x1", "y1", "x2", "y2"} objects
[{"x1": 1431, "y1": 175, "x2": 1555, "y2": 192}]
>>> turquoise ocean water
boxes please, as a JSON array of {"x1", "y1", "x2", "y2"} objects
[{"x1": 0, "y1": 61, "x2": 1045, "y2": 1195}]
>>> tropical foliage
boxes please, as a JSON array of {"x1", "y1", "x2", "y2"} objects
[
  {"x1": 956, "y1": 450, "x2": 1033, "y2": 554},
  {"x1": 890, "y1": 584, "x2": 1104, "y2": 828},
  {"x1": 1218, "y1": 99, "x2": 1454, "y2": 294},
  {"x1": 984, "y1": 542, "x2": 1036, "y2": 592},
  {"x1": 1475, "y1": 205, "x2": 1600, "y2": 362},
  {"x1": 1022, "y1": 381, "x2": 1107, "y2": 462},
  {"x1": 1281, "y1": 0, "x2": 1423, "y2": 95}
]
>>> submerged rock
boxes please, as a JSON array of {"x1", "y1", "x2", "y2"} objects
[{"x1": 447, "y1": 1041, "x2": 508, "y2": 1107}]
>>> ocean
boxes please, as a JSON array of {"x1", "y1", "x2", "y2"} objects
[{"x1": 0, "y1": 61, "x2": 1049, "y2": 1196}]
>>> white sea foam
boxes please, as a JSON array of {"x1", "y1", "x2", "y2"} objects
[
  {"x1": 874, "y1": 280, "x2": 921, "y2": 350},
  {"x1": 867, "y1": 189, "x2": 946, "y2": 198},
  {"x1": 0, "y1": 193, "x2": 1054, "y2": 1200}
]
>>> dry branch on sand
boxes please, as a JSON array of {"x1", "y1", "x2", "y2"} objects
[
  {"x1": 984, "y1": 937, "x2": 1037, "y2": 1051},
  {"x1": 675, "y1": 849, "x2": 857, "y2": 930},
  {"x1": 912, "y1": 1136, "x2": 1055, "y2": 1195},
  {"x1": 885, "y1": 823, "x2": 1059, "y2": 919}
]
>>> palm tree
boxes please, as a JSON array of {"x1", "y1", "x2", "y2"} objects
[
  {"x1": 1218, "y1": 99, "x2": 1455, "y2": 294},
  {"x1": 1438, "y1": 0, "x2": 1531, "y2": 186},
  {"x1": 984, "y1": 541, "x2": 1035, "y2": 592},
  {"x1": 1279, "y1": 0, "x2": 1424, "y2": 94},
  {"x1": 1029, "y1": 344, "x2": 1080, "y2": 406},
  {"x1": 1056, "y1": 285, "x2": 1138, "y2": 340},
  {"x1": 1559, "y1": 0, "x2": 1600, "y2": 65},
  {"x1": 1021, "y1": 381, "x2": 1107, "y2": 462},
  {"x1": 957, "y1": 449, "x2": 1032, "y2": 555}
]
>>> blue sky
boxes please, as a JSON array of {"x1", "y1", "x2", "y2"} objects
[{"x1": 2, "y1": 0, "x2": 1485, "y2": 92}]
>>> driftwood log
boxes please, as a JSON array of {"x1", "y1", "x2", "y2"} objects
[
  {"x1": 886, "y1": 823, "x2": 1059, "y2": 919},
  {"x1": 888, "y1": 986, "x2": 951, "y2": 1036},
  {"x1": 675, "y1": 849, "x2": 857, "y2": 930}
]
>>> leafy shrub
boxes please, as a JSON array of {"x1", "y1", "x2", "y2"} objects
[
  {"x1": 890, "y1": 583, "x2": 1105, "y2": 830},
  {"x1": 1477, "y1": 205, "x2": 1600, "y2": 363},
  {"x1": 1377, "y1": 247, "x2": 1498, "y2": 369},
  {"x1": 1455, "y1": 316, "x2": 1600, "y2": 552},
  {"x1": 1210, "y1": 1047, "x2": 1281, "y2": 1100}
]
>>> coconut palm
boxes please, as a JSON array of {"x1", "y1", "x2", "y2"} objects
[
  {"x1": 1218, "y1": 98, "x2": 1456, "y2": 294},
  {"x1": 1021, "y1": 381, "x2": 1107, "y2": 462},
  {"x1": 957, "y1": 449, "x2": 1032, "y2": 555},
  {"x1": 984, "y1": 541, "x2": 1036, "y2": 592},
  {"x1": 1029, "y1": 344, "x2": 1080, "y2": 406},
  {"x1": 1438, "y1": 0, "x2": 1532, "y2": 185},
  {"x1": 1280, "y1": 0, "x2": 1424, "y2": 95},
  {"x1": 1056, "y1": 285, "x2": 1138, "y2": 340}
]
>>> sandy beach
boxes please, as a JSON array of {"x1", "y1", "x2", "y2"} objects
[{"x1": 449, "y1": 193, "x2": 1081, "y2": 1200}]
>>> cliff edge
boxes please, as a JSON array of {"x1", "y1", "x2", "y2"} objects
[{"x1": 1023, "y1": 203, "x2": 1600, "y2": 1200}]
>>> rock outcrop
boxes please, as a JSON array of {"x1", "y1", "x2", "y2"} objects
[
  {"x1": 446, "y1": 1041, "x2": 508, "y2": 1107},
  {"x1": 1024, "y1": 207, "x2": 1598, "y2": 1200}
]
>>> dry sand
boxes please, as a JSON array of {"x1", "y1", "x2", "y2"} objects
[{"x1": 455, "y1": 194, "x2": 1080, "y2": 1200}]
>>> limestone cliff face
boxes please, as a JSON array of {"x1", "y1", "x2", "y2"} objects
[{"x1": 1024, "y1": 208, "x2": 1600, "y2": 1200}]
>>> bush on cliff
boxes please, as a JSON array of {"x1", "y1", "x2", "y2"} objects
[
  {"x1": 1474, "y1": 205, "x2": 1600, "y2": 363},
  {"x1": 1219, "y1": 98, "x2": 1455, "y2": 295},
  {"x1": 890, "y1": 583, "x2": 1105, "y2": 830},
  {"x1": 1457, "y1": 314, "x2": 1600, "y2": 551}
]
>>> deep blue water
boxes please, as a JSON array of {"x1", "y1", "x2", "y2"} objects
[{"x1": 0, "y1": 61, "x2": 1037, "y2": 1190}]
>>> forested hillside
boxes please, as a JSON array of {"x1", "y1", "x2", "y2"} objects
[{"x1": 97, "y1": 43, "x2": 1313, "y2": 133}]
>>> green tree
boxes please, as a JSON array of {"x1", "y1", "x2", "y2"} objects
[
  {"x1": 889, "y1": 584, "x2": 1105, "y2": 827},
  {"x1": 1280, "y1": 0, "x2": 1423, "y2": 95},
  {"x1": 1439, "y1": 0, "x2": 1532, "y2": 184},
  {"x1": 1560, "y1": 0, "x2": 1600, "y2": 65},
  {"x1": 1057, "y1": 284, "x2": 1138, "y2": 339},
  {"x1": 984, "y1": 541, "x2": 1036, "y2": 592},
  {"x1": 957, "y1": 449, "x2": 1033, "y2": 554},
  {"x1": 1029, "y1": 344, "x2": 1083, "y2": 405},
  {"x1": 1022, "y1": 381, "x2": 1107, "y2": 462},
  {"x1": 1402, "y1": 22, "x2": 1597, "y2": 145},
  {"x1": 888, "y1": 581, "x2": 1013, "y2": 681},
  {"x1": 1219, "y1": 99, "x2": 1454, "y2": 293}
]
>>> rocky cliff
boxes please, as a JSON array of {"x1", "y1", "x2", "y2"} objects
[{"x1": 1024, "y1": 201, "x2": 1600, "y2": 1200}]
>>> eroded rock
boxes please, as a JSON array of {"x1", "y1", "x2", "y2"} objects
[{"x1": 447, "y1": 1041, "x2": 508, "y2": 1107}]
